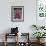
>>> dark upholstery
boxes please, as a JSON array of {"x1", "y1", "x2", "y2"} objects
[{"x1": 11, "y1": 27, "x2": 18, "y2": 34}]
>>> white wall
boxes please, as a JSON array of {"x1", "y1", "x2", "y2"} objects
[
  {"x1": 0, "y1": 0, "x2": 37, "y2": 42},
  {"x1": 0, "y1": 0, "x2": 36, "y2": 33}
]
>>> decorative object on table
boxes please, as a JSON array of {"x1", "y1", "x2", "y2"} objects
[{"x1": 11, "y1": 6, "x2": 24, "y2": 22}]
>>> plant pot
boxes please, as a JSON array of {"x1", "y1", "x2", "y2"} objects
[
  {"x1": 37, "y1": 39, "x2": 40, "y2": 43},
  {"x1": 37, "y1": 39, "x2": 45, "y2": 44}
]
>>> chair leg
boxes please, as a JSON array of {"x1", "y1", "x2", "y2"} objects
[
  {"x1": 4, "y1": 33, "x2": 7, "y2": 46},
  {"x1": 15, "y1": 34, "x2": 18, "y2": 46},
  {"x1": 4, "y1": 41, "x2": 7, "y2": 46}
]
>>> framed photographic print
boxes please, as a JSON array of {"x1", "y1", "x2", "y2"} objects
[{"x1": 11, "y1": 6, "x2": 24, "y2": 22}]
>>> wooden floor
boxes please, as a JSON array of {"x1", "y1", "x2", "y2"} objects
[{"x1": 0, "y1": 42, "x2": 46, "y2": 46}]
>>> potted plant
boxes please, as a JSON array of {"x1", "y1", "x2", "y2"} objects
[
  {"x1": 32, "y1": 24, "x2": 45, "y2": 30},
  {"x1": 33, "y1": 32, "x2": 46, "y2": 43}
]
